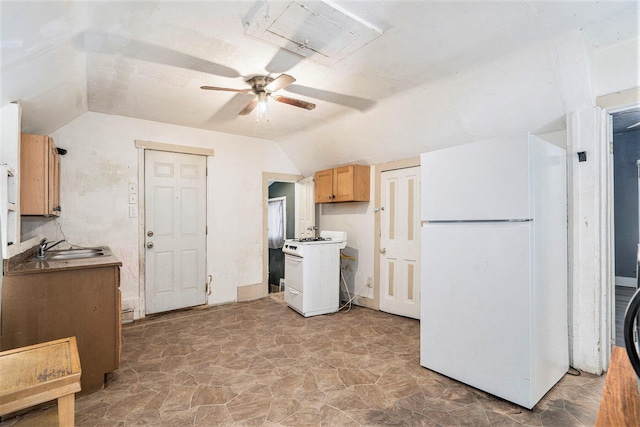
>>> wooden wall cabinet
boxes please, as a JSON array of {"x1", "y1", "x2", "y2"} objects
[
  {"x1": 1, "y1": 264, "x2": 121, "y2": 395},
  {"x1": 314, "y1": 164, "x2": 370, "y2": 203},
  {"x1": 20, "y1": 133, "x2": 60, "y2": 216}
]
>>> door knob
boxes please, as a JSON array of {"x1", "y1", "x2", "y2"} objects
[
  {"x1": 380, "y1": 247, "x2": 386, "y2": 254},
  {"x1": 147, "y1": 231, "x2": 154, "y2": 237},
  {"x1": 146, "y1": 242, "x2": 154, "y2": 249}
]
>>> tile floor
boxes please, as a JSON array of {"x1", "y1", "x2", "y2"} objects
[{"x1": 2, "y1": 295, "x2": 604, "y2": 426}]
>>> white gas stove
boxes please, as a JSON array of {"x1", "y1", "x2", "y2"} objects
[
  {"x1": 282, "y1": 233, "x2": 346, "y2": 257},
  {"x1": 283, "y1": 231, "x2": 346, "y2": 317}
]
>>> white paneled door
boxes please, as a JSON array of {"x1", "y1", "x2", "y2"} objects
[
  {"x1": 380, "y1": 167, "x2": 421, "y2": 319},
  {"x1": 295, "y1": 176, "x2": 315, "y2": 239},
  {"x1": 145, "y1": 150, "x2": 207, "y2": 314}
]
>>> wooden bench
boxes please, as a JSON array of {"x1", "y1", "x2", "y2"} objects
[
  {"x1": 595, "y1": 346, "x2": 640, "y2": 426},
  {"x1": 0, "y1": 337, "x2": 81, "y2": 426}
]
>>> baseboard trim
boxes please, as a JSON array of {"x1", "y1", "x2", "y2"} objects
[
  {"x1": 353, "y1": 296, "x2": 377, "y2": 310},
  {"x1": 616, "y1": 276, "x2": 637, "y2": 288},
  {"x1": 237, "y1": 282, "x2": 267, "y2": 302}
]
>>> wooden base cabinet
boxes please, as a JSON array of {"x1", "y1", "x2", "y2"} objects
[
  {"x1": 20, "y1": 133, "x2": 60, "y2": 216},
  {"x1": 314, "y1": 164, "x2": 370, "y2": 203},
  {"x1": 0, "y1": 265, "x2": 121, "y2": 395}
]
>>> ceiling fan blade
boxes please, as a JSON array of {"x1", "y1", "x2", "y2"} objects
[
  {"x1": 206, "y1": 94, "x2": 257, "y2": 124},
  {"x1": 272, "y1": 95, "x2": 316, "y2": 110},
  {"x1": 266, "y1": 74, "x2": 296, "y2": 93},
  {"x1": 239, "y1": 97, "x2": 259, "y2": 115},
  {"x1": 201, "y1": 86, "x2": 253, "y2": 94}
]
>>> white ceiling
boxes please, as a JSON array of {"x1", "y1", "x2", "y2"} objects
[{"x1": 1, "y1": 1, "x2": 638, "y2": 150}]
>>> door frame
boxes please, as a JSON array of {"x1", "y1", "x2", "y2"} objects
[
  {"x1": 597, "y1": 90, "x2": 640, "y2": 369},
  {"x1": 572, "y1": 88, "x2": 640, "y2": 371},
  {"x1": 238, "y1": 172, "x2": 302, "y2": 302},
  {"x1": 134, "y1": 140, "x2": 214, "y2": 319},
  {"x1": 372, "y1": 157, "x2": 421, "y2": 311}
]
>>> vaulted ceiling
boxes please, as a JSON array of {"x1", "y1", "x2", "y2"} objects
[{"x1": 2, "y1": 1, "x2": 638, "y2": 154}]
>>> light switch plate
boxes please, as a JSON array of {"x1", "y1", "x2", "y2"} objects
[
  {"x1": 129, "y1": 194, "x2": 137, "y2": 204},
  {"x1": 129, "y1": 205, "x2": 137, "y2": 218}
]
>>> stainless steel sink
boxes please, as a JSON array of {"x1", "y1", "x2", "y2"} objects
[{"x1": 36, "y1": 248, "x2": 106, "y2": 260}]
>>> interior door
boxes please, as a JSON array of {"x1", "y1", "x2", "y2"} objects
[
  {"x1": 295, "y1": 176, "x2": 315, "y2": 238},
  {"x1": 145, "y1": 150, "x2": 207, "y2": 314},
  {"x1": 380, "y1": 167, "x2": 421, "y2": 319}
]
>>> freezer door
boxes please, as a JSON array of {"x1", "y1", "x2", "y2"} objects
[
  {"x1": 420, "y1": 222, "x2": 534, "y2": 408},
  {"x1": 420, "y1": 137, "x2": 531, "y2": 221}
]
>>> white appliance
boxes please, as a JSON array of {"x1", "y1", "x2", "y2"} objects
[
  {"x1": 419, "y1": 134, "x2": 568, "y2": 409},
  {"x1": 283, "y1": 231, "x2": 347, "y2": 317}
]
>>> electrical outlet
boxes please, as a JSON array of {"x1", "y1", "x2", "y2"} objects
[
  {"x1": 129, "y1": 194, "x2": 137, "y2": 204},
  {"x1": 129, "y1": 205, "x2": 137, "y2": 218},
  {"x1": 367, "y1": 277, "x2": 373, "y2": 288}
]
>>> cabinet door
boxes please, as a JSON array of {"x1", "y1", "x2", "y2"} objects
[
  {"x1": 20, "y1": 133, "x2": 60, "y2": 216},
  {"x1": 314, "y1": 169, "x2": 334, "y2": 203},
  {"x1": 333, "y1": 165, "x2": 356, "y2": 202},
  {"x1": 20, "y1": 133, "x2": 48, "y2": 215},
  {"x1": 47, "y1": 137, "x2": 60, "y2": 216},
  {"x1": 1, "y1": 266, "x2": 121, "y2": 395}
]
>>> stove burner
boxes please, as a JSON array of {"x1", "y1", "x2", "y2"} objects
[{"x1": 295, "y1": 237, "x2": 331, "y2": 242}]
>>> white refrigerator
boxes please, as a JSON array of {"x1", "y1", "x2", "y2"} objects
[{"x1": 419, "y1": 134, "x2": 568, "y2": 409}]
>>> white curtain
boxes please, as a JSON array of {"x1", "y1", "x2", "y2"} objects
[{"x1": 268, "y1": 198, "x2": 286, "y2": 249}]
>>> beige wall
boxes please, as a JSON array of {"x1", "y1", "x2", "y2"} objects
[{"x1": 42, "y1": 112, "x2": 299, "y2": 318}]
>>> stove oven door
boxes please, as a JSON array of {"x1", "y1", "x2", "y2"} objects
[{"x1": 284, "y1": 254, "x2": 305, "y2": 314}]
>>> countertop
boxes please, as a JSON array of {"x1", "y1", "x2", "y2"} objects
[{"x1": 3, "y1": 245, "x2": 122, "y2": 276}]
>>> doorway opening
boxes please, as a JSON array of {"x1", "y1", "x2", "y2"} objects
[
  {"x1": 268, "y1": 182, "x2": 294, "y2": 294},
  {"x1": 612, "y1": 108, "x2": 640, "y2": 345},
  {"x1": 256, "y1": 172, "x2": 303, "y2": 302}
]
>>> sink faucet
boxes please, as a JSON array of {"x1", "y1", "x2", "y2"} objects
[{"x1": 37, "y1": 238, "x2": 65, "y2": 258}]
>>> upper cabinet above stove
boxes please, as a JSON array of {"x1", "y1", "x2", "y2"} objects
[{"x1": 314, "y1": 164, "x2": 370, "y2": 203}]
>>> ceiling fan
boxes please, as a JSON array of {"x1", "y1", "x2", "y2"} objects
[{"x1": 201, "y1": 74, "x2": 316, "y2": 120}]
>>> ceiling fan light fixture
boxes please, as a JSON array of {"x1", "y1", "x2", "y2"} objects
[
  {"x1": 201, "y1": 73, "x2": 313, "y2": 119},
  {"x1": 257, "y1": 91, "x2": 269, "y2": 123}
]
